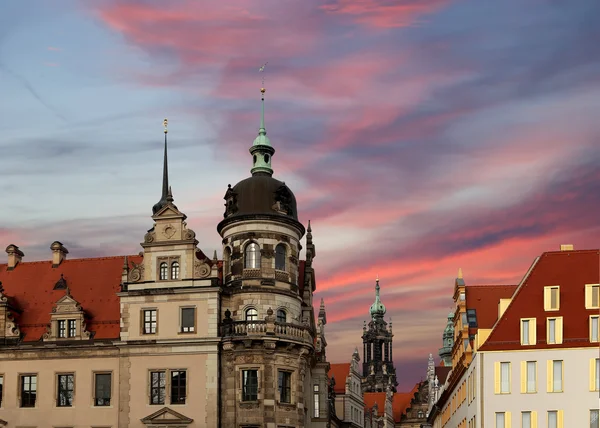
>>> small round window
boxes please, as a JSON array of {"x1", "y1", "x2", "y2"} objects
[{"x1": 264, "y1": 154, "x2": 270, "y2": 163}]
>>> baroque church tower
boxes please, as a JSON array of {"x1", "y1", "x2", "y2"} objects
[
  {"x1": 362, "y1": 279, "x2": 398, "y2": 393},
  {"x1": 217, "y1": 86, "x2": 329, "y2": 426}
]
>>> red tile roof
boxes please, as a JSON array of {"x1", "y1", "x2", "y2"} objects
[
  {"x1": 479, "y1": 249, "x2": 600, "y2": 351},
  {"x1": 466, "y1": 284, "x2": 517, "y2": 329},
  {"x1": 392, "y1": 383, "x2": 420, "y2": 422},
  {"x1": 364, "y1": 383, "x2": 421, "y2": 422},
  {"x1": 328, "y1": 363, "x2": 351, "y2": 394},
  {"x1": 0, "y1": 255, "x2": 141, "y2": 342},
  {"x1": 435, "y1": 366, "x2": 452, "y2": 384},
  {"x1": 364, "y1": 392, "x2": 386, "y2": 413}
]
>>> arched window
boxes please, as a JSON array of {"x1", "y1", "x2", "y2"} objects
[
  {"x1": 275, "y1": 243, "x2": 286, "y2": 271},
  {"x1": 159, "y1": 262, "x2": 168, "y2": 280},
  {"x1": 245, "y1": 308, "x2": 258, "y2": 321},
  {"x1": 244, "y1": 242, "x2": 261, "y2": 269},
  {"x1": 276, "y1": 309, "x2": 286, "y2": 323},
  {"x1": 223, "y1": 247, "x2": 232, "y2": 275},
  {"x1": 171, "y1": 261, "x2": 180, "y2": 280}
]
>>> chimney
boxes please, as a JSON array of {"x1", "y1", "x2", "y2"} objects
[
  {"x1": 559, "y1": 244, "x2": 574, "y2": 251},
  {"x1": 5, "y1": 244, "x2": 24, "y2": 270},
  {"x1": 51, "y1": 241, "x2": 69, "y2": 267}
]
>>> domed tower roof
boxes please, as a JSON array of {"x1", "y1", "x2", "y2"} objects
[
  {"x1": 217, "y1": 83, "x2": 304, "y2": 235},
  {"x1": 369, "y1": 277, "x2": 386, "y2": 319}
]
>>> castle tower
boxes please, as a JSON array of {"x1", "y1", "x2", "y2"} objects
[
  {"x1": 362, "y1": 278, "x2": 398, "y2": 392},
  {"x1": 217, "y1": 81, "x2": 327, "y2": 427},
  {"x1": 438, "y1": 312, "x2": 454, "y2": 366}
]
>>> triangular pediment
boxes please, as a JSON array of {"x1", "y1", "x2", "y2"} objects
[
  {"x1": 153, "y1": 204, "x2": 186, "y2": 220},
  {"x1": 141, "y1": 407, "x2": 193, "y2": 425},
  {"x1": 53, "y1": 293, "x2": 83, "y2": 314}
]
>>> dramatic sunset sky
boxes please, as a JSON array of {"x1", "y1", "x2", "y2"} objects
[{"x1": 1, "y1": 0, "x2": 599, "y2": 390}]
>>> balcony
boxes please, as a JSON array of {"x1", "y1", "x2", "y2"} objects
[{"x1": 222, "y1": 320, "x2": 312, "y2": 343}]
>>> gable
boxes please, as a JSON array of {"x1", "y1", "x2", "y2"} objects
[
  {"x1": 480, "y1": 249, "x2": 600, "y2": 351},
  {"x1": 141, "y1": 407, "x2": 193, "y2": 425}
]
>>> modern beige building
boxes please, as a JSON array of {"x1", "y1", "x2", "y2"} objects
[
  {"x1": 427, "y1": 246, "x2": 600, "y2": 428},
  {"x1": 0, "y1": 92, "x2": 335, "y2": 427}
]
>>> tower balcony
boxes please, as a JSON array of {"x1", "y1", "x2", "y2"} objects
[{"x1": 221, "y1": 320, "x2": 313, "y2": 344}]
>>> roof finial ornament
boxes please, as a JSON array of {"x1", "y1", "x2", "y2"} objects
[{"x1": 458, "y1": 267, "x2": 463, "y2": 279}]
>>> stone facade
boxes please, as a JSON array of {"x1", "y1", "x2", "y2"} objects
[{"x1": 0, "y1": 106, "x2": 335, "y2": 427}]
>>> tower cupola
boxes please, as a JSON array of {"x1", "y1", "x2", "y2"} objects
[{"x1": 369, "y1": 277, "x2": 387, "y2": 319}]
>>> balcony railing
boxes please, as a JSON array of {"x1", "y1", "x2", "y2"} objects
[{"x1": 222, "y1": 320, "x2": 312, "y2": 342}]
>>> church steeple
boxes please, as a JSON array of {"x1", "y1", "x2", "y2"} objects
[
  {"x1": 250, "y1": 65, "x2": 275, "y2": 176},
  {"x1": 153, "y1": 119, "x2": 172, "y2": 214},
  {"x1": 369, "y1": 277, "x2": 387, "y2": 320}
]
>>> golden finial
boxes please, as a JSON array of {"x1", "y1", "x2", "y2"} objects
[
  {"x1": 376, "y1": 274, "x2": 379, "y2": 282},
  {"x1": 259, "y1": 62, "x2": 268, "y2": 96},
  {"x1": 163, "y1": 118, "x2": 168, "y2": 134},
  {"x1": 458, "y1": 268, "x2": 463, "y2": 279}
]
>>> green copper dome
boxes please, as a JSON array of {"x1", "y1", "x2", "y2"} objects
[{"x1": 369, "y1": 279, "x2": 386, "y2": 319}]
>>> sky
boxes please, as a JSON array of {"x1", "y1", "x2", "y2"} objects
[{"x1": 1, "y1": 0, "x2": 599, "y2": 391}]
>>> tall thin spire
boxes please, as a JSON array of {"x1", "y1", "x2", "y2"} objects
[
  {"x1": 153, "y1": 118, "x2": 172, "y2": 214},
  {"x1": 250, "y1": 63, "x2": 275, "y2": 176},
  {"x1": 370, "y1": 277, "x2": 387, "y2": 319}
]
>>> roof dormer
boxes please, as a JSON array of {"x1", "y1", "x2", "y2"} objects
[
  {"x1": 43, "y1": 288, "x2": 90, "y2": 341},
  {"x1": 0, "y1": 282, "x2": 21, "y2": 341}
]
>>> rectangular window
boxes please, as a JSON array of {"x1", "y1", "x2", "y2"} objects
[
  {"x1": 500, "y1": 362, "x2": 510, "y2": 393},
  {"x1": 68, "y1": 319, "x2": 76, "y2": 337},
  {"x1": 591, "y1": 316, "x2": 599, "y2": 343},
  {"x1": 278, "y1": 371, "x2": 291, "y2": 403},
  {"x1": 548, "y1": 411, "x2": 558, "y2": 428},
  {"x1": 591, "y1": 409, "x2": 599, "y2": 428},
  {"x1": 0, "y1": 375, "x2": 3, "y2": 407},
  {"x1": 58, "y1": 320, "x2": 66, "y2": 338},
  {"x1": 57, "y1": 374, "x2": 74, "y2": 407},
  {"x1": 586, "y1": 284, "x2": 600, "y2": 309},
  {"x1": 143, "y1": 309, "x2": 157, "y2": 334},
  {"x1": 544, "y1": 286, "x2": 560, "y2": 311},
  {"x1": 150, "y1": 371, "x2": 166, "y2": 404},
  {"x1": 522, "y1": 411, "x2": 531, "y2": 428},
  {"x1": 170, "y1": 370, "x2": 186, "y2": 404},
  {"x1": 180, "y1": 307, "x2": 195, "y2": 333},
  {"x1": 20, "y1": 374, "x2": 37, "y2": 407},
  {"x1": 495, "y1": 412, "x2": 505, "y2": 428},
  {"x1": 548, "y1": 360, "x2": 563, "y2": 392},
  {"x1": 526, "y1": 361, "x2": 536, "y2": 393},
  {"x1": 521, "y1": 319, "x2": 529, "y2": 345},
  {"x1": 242, "y1": 369, "x2": 258, "y2": 401},
  {"x1": 313, "y1": 384, "x2": 320, "y2": 418},
  {"x1": 547, "y1": 317, "x2": 563, "y2": 344},
  {"x1": 94, "y1": 373, "x2": 111, "y2": 406},
  {"x1": 594, "y1": 359, "x2": 600, "y2": 392}
]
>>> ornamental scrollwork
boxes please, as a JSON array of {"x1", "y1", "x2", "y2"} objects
[
  {"x1": 194, "y1": 260, "x2": 211, "y2": 278},
  {"x1": 128, "y1": 261, "x2": 145, "y2": 282}
]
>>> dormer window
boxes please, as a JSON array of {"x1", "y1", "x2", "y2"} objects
[
  {"x1": 159, "y1": 262, "x2": 168, "y2": 280},
  {"x1": 275, "y1": 244, "x2": 286, "y2": 271},
  {"x1": 245, "y1": 242, "x2": 261, "y2": 269},
  {"x1": 171, "y1": 261, "x2": 180, "y2": 280},
  {"x1": 44, "y1": 292, "x2": 90, "y2": 342}
]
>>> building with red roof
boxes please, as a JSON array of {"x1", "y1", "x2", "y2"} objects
[
  {"x1": 426, "y1": 246, "x2": 600, "y2": 428},
  {"x1": 0, "y1": 102, "x2": 338, "y2": 427}
]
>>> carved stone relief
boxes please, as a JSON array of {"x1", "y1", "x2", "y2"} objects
[
  {"x1": 128, "y1": 261, "x2": 145, "y2": 282},
  {"x1": 194, "y1": 259, "x2": 211, "y2": 278},
  {"x1": 162, "y1": 224, "x2": 176, "y2": 239}
]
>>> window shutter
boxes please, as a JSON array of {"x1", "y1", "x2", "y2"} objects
[
  {"x1": 591, "y1": 359, "x2": 597, "y2": 391},
  {"x1": 506, "y1": 411, "x2": 512, "y2": 428},
  {"x1": 544, "y1": 288, "x2": 550, "y2": 310},
  {"x1": 546, "y1": 360, "x2": 552, "y2": 392},
  {"x1": 531, "y1": 411, "x2": 537, "y2": 428},
  {"x1": 494, "y1": 362, "x2": 501, "y2": 394},
  {"x1": 557, "y1": 410, "x2": 563, "y2": 428},
  {"x1": 530, "y1": 319, "x2": 536, "y2": 344},
  {"x1": 520, "y1": 361, "x2": 526, "y2": 393},
  {"x1": 586, "y1": 285, "x2": 591, "y2": 308},
  {"x1": 556, "y1": 318, "x2": 563, "y2": 344}
]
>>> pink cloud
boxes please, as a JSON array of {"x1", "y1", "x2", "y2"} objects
[
  {"x1": 321, "y1": 0, "x2": 451, "y2": 28},
  {"x1": 47, "y1": 46, "x2": 62, "y2": 51}
]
